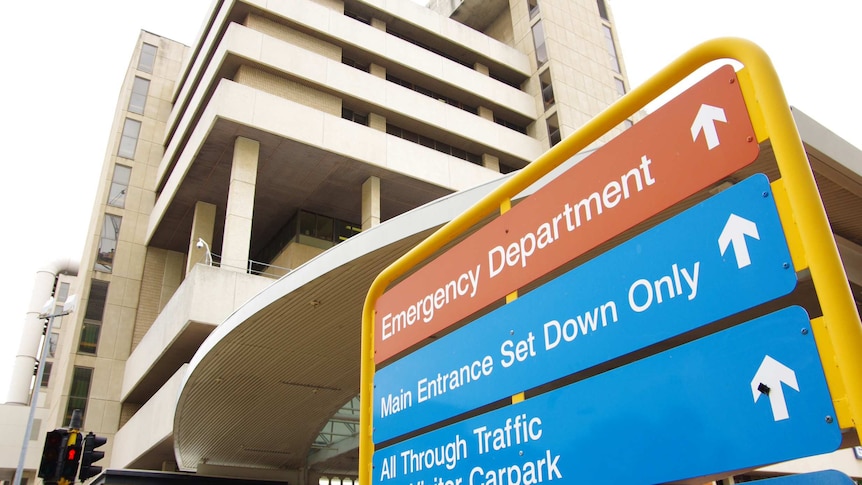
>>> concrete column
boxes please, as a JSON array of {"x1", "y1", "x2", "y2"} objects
[
  {"x1": 222, "y1": 137, "x2": 259, "y2": 272},
  {"x1": 370, "y1": 63, "x2": 386, "y2": 80},
  {"x1": 371, "y1": 18, "x2": 386, "y2": 32},
  {"x1": 474, "y1": 62, "x2": 490, "y2": 76},
  {"x1": 482, "y1": 154, "x2": 500, "y2": 172},
  {"x1": 478, "y1": 106, "x2": 494, "y2": 121},
  {"x1": 7, "y1": 269, "x2": 57, "y2": 404},
  {"x1": 362, "y1": 176, "x2": 381, "y2": 230},
  {"x1": 369, "y1": 113, "x2": 386, "y2": 132},
  {"x1": 186, "y1": 201, "x2": 216, "y2": 274}
]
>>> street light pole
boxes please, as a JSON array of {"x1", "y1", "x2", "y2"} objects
[{"x1": 13, "y1": 296, "x2": 76, "y2": 485}]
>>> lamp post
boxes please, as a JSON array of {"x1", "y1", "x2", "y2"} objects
[
  {"x1": 13, "y1": 295, "x2": 76, "y2": 485},
  {"x1": 196, "y1": 237, "x2": 213, "y2": 265}
]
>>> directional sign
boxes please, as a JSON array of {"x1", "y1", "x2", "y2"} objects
[
  {"x1": 373, "y1": 306, "x2": 841, "y2": 485},
  {"x1": 373, "y1": 174, "x2": 796, "y2": 443},
  {"x1": 375, "y1": 64, "x2": 759, "y2": 364},
  {"x1": 754, "y1": 470, "x2": 856, "y2": 485}
]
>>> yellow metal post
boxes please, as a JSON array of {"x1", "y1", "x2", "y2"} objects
[{"x1": 359, "y1": 37, "x2": 862, "y2": 484}]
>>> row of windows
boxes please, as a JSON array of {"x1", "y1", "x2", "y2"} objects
[
  {"x1": 386, "y1": 124, "x2": 483, "y2": 165},
  {"x1": 386, "y1": 74, "x2": 478, "y2": 115},
  {"x1": 253, "y1": 210, "x2": 362, "y2": 274},
  {"x1": 57, "y1": 42, "x2": 158, "y2": 426},
  {"x1": 344, "y1": 8, "x2": 519, "y2": 89}
]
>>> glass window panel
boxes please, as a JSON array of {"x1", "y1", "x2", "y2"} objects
[
  {"x1": 547, "y1": 114, "x2": 561, "y2": 147},
  {"x1": 58, "y1": 282, "x2": 70, "y2": 303},
  {"x1": 539, "y1": 69, "x2": 555, "y2": 110},
  {"x1": 78, "y1": 321, "x2": 101, "y2": 354},
  {"x1": 299, "y1": 211, "x2": 317, "y2": 236},
  {"x1": 138, "y1": 43, "x2": 157, "y2": 73},
  {"x1": 615, "y1": 77, "x2": 626, "y2": 97},
  {"x1": 335, "y1": 221, "x2": 362, "y2": 242},
  {"x1": 118, "y1": 118, "x2": 141, "y2": 159},
  {"x1": 597, "y1": 0, "x2": 609, "y2": 20},
  {"x1": 48, "y1": 333, "x2": 59, "y2": 358},
  {"x1": 528, "y1": 0, "x2": 540, "y2": 19},
  {"x1": 128, "y1": 77, "x2": 150, "y2": 114},
  {"x1": 41, "y1": 362, "x2": 53, "y2": 388},
  {"x1": 603, "y1": 25, "x2": 620, "y2": 73},
  {"x1": 316, "y1": 216, "x2": 334, "y2": 242},
  {"x1": 532, "y1": 21, "x2": 548, "y2": 67},
  {"x1": 107, "y1": 165, "x2": 132, "y2": 208},
  {"x1": 65, "y1": 367, "x2": 93, "y2": 425},
  {"x1": 83, "y1": 280, "x2": 108, "y2": 323},
  {"x1": 95, "y1": 214, "x2": 121, "y2": 272}
]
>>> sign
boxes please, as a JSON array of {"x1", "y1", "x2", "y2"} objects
[
  {"x1": 374, "y1": 174, "x2": 796, "y2": 442},
  {"x1": 754, "y1": 470, "x2": 855, "y2": 485},
  {"x1": 373, "y1": 306, "x2": 841, "y2": 485},
  {"x1": 375, "y1": 64, "x2": 759, "y2": 364}
]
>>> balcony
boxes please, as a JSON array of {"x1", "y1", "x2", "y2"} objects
[{"x1": 121, "y1": 265, "x2": 272, "y2": 405}]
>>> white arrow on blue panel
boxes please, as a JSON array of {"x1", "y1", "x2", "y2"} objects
[
  {"x1": 719, "y1": 214, "x2": 760, "y2": 268},
  {"x1": 691, "y1": 104, "x2": 727, "y2": 150},
  {"x1": 751, "y1": 355, "x2": 799, "y2": 421}
]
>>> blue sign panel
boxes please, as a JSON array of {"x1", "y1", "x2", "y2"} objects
[
  {"x1": 375, "y1": 174, "x2": 796, "y2": 443},
  {"x1": 755, "y1": 470, "x2": 855, "y2": 485},
  {"x1": 373, "y1": 306, "x2": 840, "y2": 485}
]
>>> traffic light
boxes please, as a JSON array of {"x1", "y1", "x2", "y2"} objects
[
  {"x1": 60, "y1": 431, "x2": 82, "y2": 482},
  {"x1": 79, "y1": 432, "x2": 107, "y2": 481},
  {"x1": 38, "y1": 429, "x2": 68, "y2": 481}
]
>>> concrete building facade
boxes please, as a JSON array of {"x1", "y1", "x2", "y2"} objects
[
  {"x1": 1, "y1": 0, "x2": 638, "y2": 482},
  {"x1": 3, "y1": 0, "x2": 862, "y2": 484}
]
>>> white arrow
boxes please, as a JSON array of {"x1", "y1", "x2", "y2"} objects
[
  {"x1": 690, "y1": 104, "x2": 727, "y2": 150},
  {"x1": 751, "y1": 355, "x2": 799, "y2": 421},
  {"x1": 718, "y1": 213, "x2": 760, "y2": 268}
]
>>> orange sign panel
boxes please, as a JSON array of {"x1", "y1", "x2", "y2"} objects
[{"x1": 375, "y1": 65, "x2": 759, "y2": 364}]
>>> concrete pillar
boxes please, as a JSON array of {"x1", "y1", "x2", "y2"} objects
[
  {"x1": 222, "y1": 137, "x2": 259, "y2": 272},
  {"x1": 474, "y1": 62, "x2": 490, "y2": 76},
  {"x1": 186, "y1": 201, "x2": 216, "y2": 274},
  {"x1": 369, "y1": 113, "x2": 386, "y2": 132},
  {"x1": 371, "y1": 18, "x2": 386, "y2": 32},
  {"x1": 362, "y1": 176, "x2": 381, "y2": 230},
  {"x1": 482, "y1": 154, "x2": 500, "y2": 172},
  {"x1": 478, "y1": 106, "x2": 494, "y2": 121},
  {"x1": 370, "y1": 63, "x2": 386, "y2": 79},
  {"x1": 7, "y1": 269, "x2": 57, "y2": 404}
]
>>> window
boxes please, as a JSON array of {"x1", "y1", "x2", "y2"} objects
[
  {"x1": 138, "y1": 43, "x2": 157, "y2": 73},
  {"x1": 342, "y1": 107, "x2": 368, "y2": 126},
  {"x1": 95, "y1": 214, "x2": 121, "y2": 273},
  {"x1": 344, "y1": 9, "x2": 371, "y2": 25},
  {"x1": 128, "y1": 76, "x2": 150, "y2": 114},
  {"x1": 546, "y1": 113, "x2": 561, "y2": 147},
  {"x1": 539, "y1": 69, "x2": 555, "y2": 110},
  {"x1": 614, "y1": 77, "x2": 626, "y2": 98},
  {"x1": 107, "y1": 165, "x2": 132, "y2": 208},
  {"x1": 48, "y1": 333, "x2": 59, "y2": 358},
  {"x1": 342, "y1": 56, "x2": 370, "y2": 73},
  {"x1": 79, "y1": 280, "x2": 108, "y2": 354},
  {"x1": 40, "y1": 362, "x2": 53, "y2": 388},
  {"x1": 603, "y1": 25, "x2": 621, "y2": 73},
  {"x1": 597, "y1": 0, "x2": 609, "y2": 21},
  {"x1": 386, "y1": 124, "x2": 482, "y2": 164},
  {"x1": 118, "y1": 118, "x2": 141, "y2": 159},
  {"x1": 65, "y1": 367, "x2": 93, "y2": 426},
  {"x1": 532, "y1": 21, "x2": 548, "y2": 67},
  {"x1": 57, "y1": 282, "x2": 70, "y2": 303},
  {"x1": 528, "y1": 0, "x2": 540, "y2": 19}
]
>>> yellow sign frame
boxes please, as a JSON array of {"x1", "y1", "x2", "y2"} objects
[{"x1": 359, "y1": 37, "x2": 862, "y2": 484}]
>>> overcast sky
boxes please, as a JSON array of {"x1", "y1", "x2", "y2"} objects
[{"x1": 0, "y1": 0, "x2": 858, "y2": 400}]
